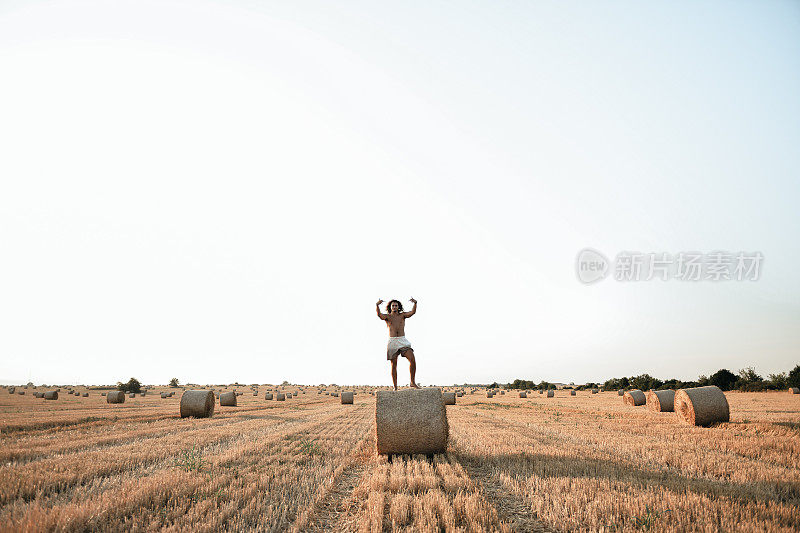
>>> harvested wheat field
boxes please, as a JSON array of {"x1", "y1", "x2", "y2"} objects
[{"x1": 1, "y1": 388, "x2": 799, "y2": 532}]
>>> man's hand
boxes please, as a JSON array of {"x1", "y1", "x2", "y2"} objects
[
  {"x1": 404, "y1": 298, "x2": 417, "y2": 318},
  {"x1": 376, "y1": 299, "x2": 384, "y2": 306}
]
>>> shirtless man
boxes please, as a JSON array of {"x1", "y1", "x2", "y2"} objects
[{"x1": 376, "y1": 298, "x2": 420, "y2": 390}]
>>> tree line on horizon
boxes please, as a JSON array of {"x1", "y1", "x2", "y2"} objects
[{"x1": 486, "y1": 364, "x2": 800, "y2": 392}]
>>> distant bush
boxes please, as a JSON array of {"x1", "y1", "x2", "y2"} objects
[
  {"x1": 117, "y1": 377, "x2": 142, "y2": 394},
  {"x1": 789, "y1": 365, "x2": 800, "y2": 389},
  {"x1": 709, "y1": 369, "x2": 737, "y2": 391}
]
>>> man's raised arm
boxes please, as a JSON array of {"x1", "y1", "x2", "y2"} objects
[
  {"x1": 376, "y1": 299, "x2": 388, "y2": 320},
  {"x1": 404, "y1": 298, "x2": 417, "y2": 318}
]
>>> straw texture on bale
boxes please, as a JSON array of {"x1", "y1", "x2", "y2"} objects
[
  {"x1": 180, "y1": 390, "x2": 215, "y2": 418},
  {"x1": 646, "y1": 389, "x2": 675, "y2": 412},
  {"x1": 277, "y1": 393, "x2": 285, "y2": 401},
  {"x1": 674, "y1": 386, "x2": 730, "y2": 426},
  {"x1": 219, "y1": 392, "x2": 237, "y2": 406},
  {"x1": 623, "y1": 389, "x2": 646, "y2": 406},
  {"x1": 375, "y1": 387, "x2": 449, "y2": 455},
  {"x1": 341, "y1": 391, "x2": 354, "y2": 404},
  {"x1": 106, "y1": 391, "x2": 125, "y2": 404},
  {"x1": 519, "y1": 392, "x2": 527, "y2": 398},
  {"x1": 443, "y1": 392, "x2": 456, "y2": 405},
  {"x1": 264, "y1": 393, "x2": 273, "y2": 400},
  {"x1": 570, "y1": 390, "x2": 576, "y2": 396},
  {"x1": 790, "y1": 387, "x2": 800, "y2": 394}
]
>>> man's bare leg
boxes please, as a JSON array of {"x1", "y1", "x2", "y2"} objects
[
  {"x1": 403, "y1": 349, "x2": 420, "y2": 389},
  {"x1": 390, "y1": 358, "x2": 398, "y2": 390}
]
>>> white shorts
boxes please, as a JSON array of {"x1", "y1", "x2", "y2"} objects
[{"x1": 387, "y1": 336, "x2": 412, "y2": 360}]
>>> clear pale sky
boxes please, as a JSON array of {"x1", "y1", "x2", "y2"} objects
[{"x1": 1, "y1": 0, "x2": 798, "y2": 386}]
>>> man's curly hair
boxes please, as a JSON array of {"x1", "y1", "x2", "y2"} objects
[{"x1": 386, "y1": 299, "x2": 403, "y2": 313}]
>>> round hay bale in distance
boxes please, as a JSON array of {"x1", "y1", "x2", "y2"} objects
[
  {"x1": 443, "y1": 392, "x2": 456, "y2": 405},
  {"x1": 375, "y1": 388, "x2": 448, "y2": 455},
  {"x1": 623, "y1": 389, "x2": 646, "y2": 406},
  {"x1": 180, "y1": 390, "x2": 215, "y2": 418},
  {"x1": 106, "y1": 391, "x2": 125, "y2": 404},
  {"x1": 277, "y1": 393, "x2": 285, "y2": 401},
  {"x1": 646, "y1": 390, "x2": 675, "y2": 412},
  {"x1": 44, "y1": 391, "x2": 58, "y2": 400},
  {"x1": 341, "y1": 391, "x2": 354, "y2": 404},
  {"x1": 264, "y1": 392, "x2": 273, "y2": 400},
  {"x1": 519, "y1": 392, "x2": 527, "y2": 398},
  {"x1": 790, "y1": 387, "x2": 799, "y2": 394},
  {"x1": 546, "y1": 390, "x2": 554, "y2": 398},
  {"x1": 674, "y1": 386, "x2": 730, "y2": 426},
  {"x1": 570, "y1": 390, "x2": 576, "y2": 396},
  {"x1": 219, "y1": 392, "x2": 237, "y2": 406}
]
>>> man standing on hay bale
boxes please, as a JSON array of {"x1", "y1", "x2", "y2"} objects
[{"x1": 377, "y1": 298, "x2": 420, "y2": 391}]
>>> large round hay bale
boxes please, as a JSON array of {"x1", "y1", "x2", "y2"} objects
[
  {"x1": 180, "y1": 390, "x2": 215, "y2": 418},
  {"x1": 546, "y1": 390, "x2": 554, "y2": 398},
  {"x1": 219, "y1": 391, "x2": 237, "y2": 406},
  {"x1": 519, "y1": 392, "x2": 527, "y2": 398},
  {"x1": 107, "y1": 391, "x2": 125, "y2": 404},
  {"x1": 790, "y1": 387, "x2": 799, "y2": 394},
  {"x1": 647, "y1": 390, "x2": 675, "y2": 412},
  {"x1": 674, "y1": 386, "x2": 729, "y2": 426},
  {"x1": 570, "y1": 390, "x2": 576, "y2": 396},
  {"x1": 623, "y1": 389, "x2": 646, "y2": 406},
  {"x1": 34, "y1": 392, "x2": 43, "y2": 398},
  {"x1": 265, "y1": 392, "x2": 273, "y2": 400},
  {"x1": 277, "y1": 393, "x2": 285, "y2": 401},
  {"x1": 443, "y1": 392, "x2": 456, "y2": 405},
  {"x1": 44, "y1": 391, "x2": 58, "y2": 400},
  {"x1": 341, "y1": 391, "x2": 354, "y2": 404},
  {"x1": 375, "y1": 388, "x2": 448, "y2": 455}
]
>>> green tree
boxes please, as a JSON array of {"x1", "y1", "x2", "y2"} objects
[
  {"x1": 767, "y1": 372, "x2": 787, "y2": 390},
  {"x1": 709, "y1": 369, "x2": 737, "y2": 391},
  {"x1": 117, "y1": 377, "x2": 142, "y2": 394},
  {"x1": 788, "y1": 364, "x2": 800, "y2": 388},
  {"x1": 736, "y1": 367, "x2": 763, "y2": 390},
  {"x1": 169, "y1": 378, "x2": 179, "y2": 387}
]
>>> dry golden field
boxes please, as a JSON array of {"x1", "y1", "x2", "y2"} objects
[{"x1": 1, "y1": 387, "x2": 799, "y2": 532}]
